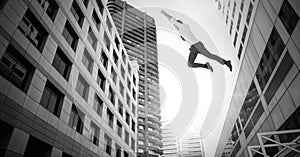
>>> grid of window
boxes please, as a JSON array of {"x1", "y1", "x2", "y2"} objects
[
  {"x1": 97, "y1": 69, "x2": 106, "y2": 91},
  {"x1": 62, "y1": 21, "x2": 79, "y2": 51},
  {"x1": 70, "y1": 0, "x2": 84, "y2": 27},
  {"x1": 69, "y1": 104, "x2": 84, "y2": 134},
  {"x1": 0, "y1": 45, "x2": 35, "y2": 92},
  {"x1": 18, "y1": 9, "x2": 48, "y2": 52},
  {"x1": 87, "y1": 28, "x2": 98, "y2": 51},
  {"x1": 82, "y1": 49, "x2": 93, "y2": 73},
  {"x1": 40, "y1": 81, "x2": 64, "y2": 117},
  {"x1": 76, "y1": 74, "x2": 89, "y2": 101},
  {"x1": 93, "y1": 94, "x2": 103, "y2": 117},
  {"x1": 37, "y1": 0, "x2": 59, "y2": 21},
  {"x1": 278, "y1": 0, "x2": 299, "y2": 35},
  {"x1": 52, "y1": 47, "x2": 72, "y2": 80}
]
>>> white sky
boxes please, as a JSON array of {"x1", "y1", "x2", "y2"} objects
[{"x1": 125, "y1": 0, "x2": 239, "y2": 156}]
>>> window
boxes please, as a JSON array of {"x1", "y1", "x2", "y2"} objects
[
  {"x1": 108, "y1": 87, "x2": 115, "y2": 105},
  {"x1": 233, "y1": 32, "x2": 238, "y2": 47},
  {"x1": 238, "y1": 81, "x2": 259, "y2": 127},
  {"x1": 125, "y1": 130, "x2": 129, "y2": 145},
  {"x1": 118, "y1": 100, "x2": 123, "y2": 116},
  {"x1": 138, "y1": 140, "x2": 145, "y2": 145},
  {"x1": 237, "y1": 44, "x2": 243, "y2": 59},
  {"x1": 40, "y1": 81, "x2": 64, "y2": 117},
  {"x1": 52, "y1": 47, "x2": 72, "y2": 80},
  {"x1": 133, "y1": 75, "x2": 136, "y2": 86},
  {"x1": 104, "y1": 134, "x2": 112, "y2": 155},
  {"x1": 76, "y1": 74, "x2": 89, "y2": 101},
  {"x1": 232, "y1": 2, "x2": 236, "y2": 18},
  {"x1": 117, "y1": 121, "x2": 122, "y2": 137},
  {"x1": 0, "y1": 45, "x2": 35, "y2": 92},
  {"x1": 279, "y1": 0, "x2": 299, "y2": 35},
  {"x1": 127, "y1": 79, "x2": 131, "y2": 91},
  {"x1": 229, "y1": 20, "x2": 233, "y2": 35},
  {"x1": 97, "y1": 69, "x2": 106, "y2": 90},
  {"x1": 90, "y1": 122, "x2": 100, "y2": 146},
  {"x1": 264, "y1": 52, "x2": 293, "y2": 104},
  {"x1": 111, "y1": 68, "x2": 117, "y2": 83},
  {"x1": 138, "y1": 118, "x2": 144, "y2": 123},
  {"x1": 107, "y1": 108, "x2": 114, "y2": 128},
  {"x1": 82, "y1": 0, "x2": 89, "y2": 7},
  {"x1": 131, "y1": 138, "x2": 135, "y2": 151},
  {"x1": 70, "y1": 0, "x2": 84, "y2": 27},
  {"x1": 18, "y1": 10, "x2": 48, "y2": 51},
  {"x1": 246, "y1": 2, "x2": 253, "y2": 24},
  {"x1": 119, "y1": 82, "x2": 124, "y2": 96},
  {"x1": 241, "y1": 25, "x2": 248, "y2": 44},
  {"x1": 236, "y1": 13, "x2": 241, "y2": 31},
  {"x1": 126, "y1": 93, "x2": 130, "y2": 106},
  {"x1": 103, "y1": 32, "x2": 110, "y2": 50},
  {"x1": 122, "y1": 51, "x2": 126, "y2": 64},
  {"x1": 93, "y1": 94, "x2": 103, "y2": 117},
  {"x1": 125, "y1": 112, "x2": 130, "y2": 125},
  {"x1": 132, "y1": 105, "x2": 136, "y2": 116},
  {"x1": 256, "y1": 28, "x2": 285, "y2": 90},
  {"x1": 37, "y1": 0, "x2": 58, "y2": 21},
  {"x1": 124, "y1": 151, "x2": 129, "y2": 157},
  {"x1": 92, "y1": 10, "x2": 101, "y2": 31},
  {"x1": 121, "y1": 66, "x2": 125, "y2": 79},
  {"x1": 113, "y1": 51, "x2": 119, "y2": 65},
  {"x1": 82, "y1": 49, "x2": 93, "y2": 73},
  {"x1": 69, "y1": 104, "x2": 84, "y2": 134},
  {"x1": 131, "y1": 120, "x2": 135, "y2": 132},
  {"x1": 116, "y1": 144, "x2": 121, "y2": 157},
  {"x1": 100, "y1": 51, "x2": 108, "y2": 68},
  {"x1": 24, "y1": 136, "x2": 52, "y2": 157},
  {"x1": 62, "y1": 21, "x2": 79, "y2": 51},
  {"x1": 128, "y1": 65, "x2": 131, "y2": 75},
  {"x1": 0, "y1": 0, "x2": 8, "y2": 10},
  {"x1": 139, "y1": 125, "x2": 145, "y2": 130},
  {"x1": 87, "y1": 28, "x2": 98, "y2": 51},
  {"x1": 132, "y1": 90, "x2": 136, "y2": 101},
  {"x1": 240, "y1": 0, "x2": 245, "y2": 12},
  {"x1": 106, "y1": 18, "x2": 112, "y2": 32},
  {"x1": 96, "y1": 0, "x2": 104, "y2": 14},
  {"x1": 115, "y1": 37, "x2": 120, "y2": 50},
  {"x1": 138, "y1": 133, "x2": 144, "y2": 137}
]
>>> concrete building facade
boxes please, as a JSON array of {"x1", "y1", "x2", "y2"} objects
[
  {"x1": 0, "y1": 0, "x2": 139, "y2": 156},
  {"x1": 214, "y1": 0, "x2": 300, "y2": 156},
  {"x1": 107, "y1": 1, "x2": 162, "y2": 157}
]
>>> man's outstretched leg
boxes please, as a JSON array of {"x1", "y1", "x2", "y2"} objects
[
  {"x1": 187, "y1": 51, "x2": 213, "y2": 72},
  {"x1": 194, "y1": 43, "x2": 232, "y2": 71}
]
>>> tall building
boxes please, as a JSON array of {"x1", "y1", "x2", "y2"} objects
[
  {"x1": 162, "y1": 126, "x2": 203, "y2": 157},
  {"x1": 107, "y1": 1, "x2": 163, "y2": 156},
  {"x1": 0, "y1": 0, "x2": 139, "y2": 156},
  {"x1": 213, "y1": 0, "x2": 300, "y2": 156}
]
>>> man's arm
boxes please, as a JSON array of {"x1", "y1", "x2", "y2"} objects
[{"x1": 161, "y1": 10, "x2": 174, "y2": 21}]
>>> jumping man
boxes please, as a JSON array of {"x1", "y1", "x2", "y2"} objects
[{"x1": 161, "y1": 10, "x2": 232, "y2": 72}]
